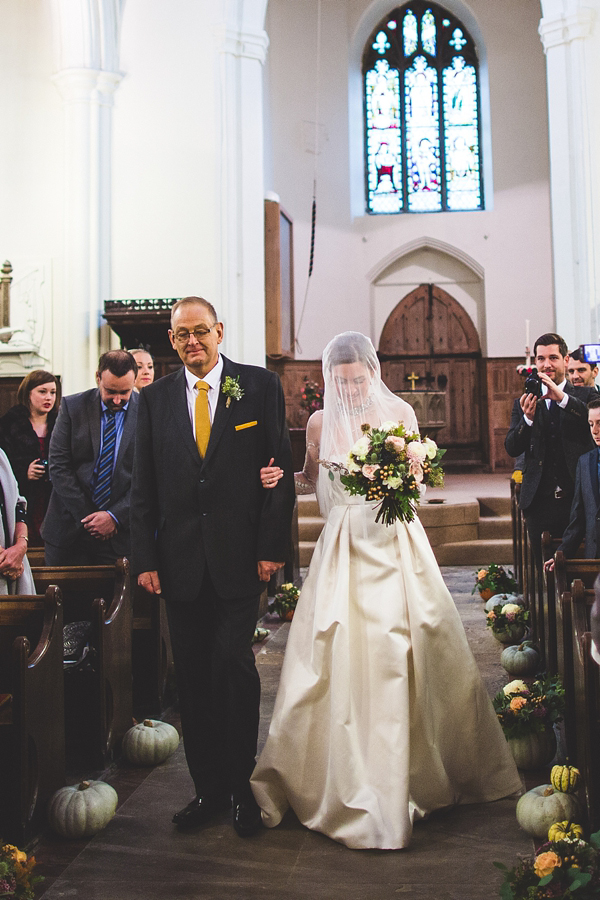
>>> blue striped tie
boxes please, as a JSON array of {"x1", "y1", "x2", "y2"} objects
[{"x1": 93, "y1": 411, "x2": 117, "y2": 509}]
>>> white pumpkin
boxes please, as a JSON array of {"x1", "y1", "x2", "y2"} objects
[
  {"x1": 484, "y1": 593, "x2": 523, "y2": 613},
  {"x1": 122, "y1": 719, "x2": 180, "y2": 766},
  {"x1": 508, "y1": 729, "x2": 556, "y2": 770},
  {"x1": 501, "y1": 642, "x2": 541, "y2": 677},
  {"x1": 516, "y1": 784, "x2": 581, "y2": 837},
  {"x1": 48, "y1": 780, "x2": 118, "y2": 838}
]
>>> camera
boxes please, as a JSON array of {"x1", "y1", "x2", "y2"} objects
[
  {"x1": 579, "y1": 344, "x2": 600, "y2": 364},
  {"x1": 524, "y1": 371, "x2": 542, "y2": 398}
]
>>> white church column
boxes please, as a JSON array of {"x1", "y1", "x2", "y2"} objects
[
  {"x1": 51, "y1": 0, "x2": 124, "y2": 392},
  {"x1": 52, "y1": 69, "x2": 122, "y2": 391},
  {"x1": 539, "y1": 1, "x2": 600, "y2": 349},
  {"x1": 216, "y1": 20, "x2": 269, "y2": 365}
]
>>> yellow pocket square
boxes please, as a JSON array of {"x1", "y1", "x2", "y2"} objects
[{"x1": 235, "y1": 420, "x2": 258, "y2": 431}]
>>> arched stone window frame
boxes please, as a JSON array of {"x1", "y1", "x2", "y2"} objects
[{"x1": 349, "y1": 0, "x2": 492, "y2": 217}]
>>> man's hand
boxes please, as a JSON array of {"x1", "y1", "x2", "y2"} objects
[
  {"x1": 519, "y1": 392, "x2": 538, "y2": 420},
  {"x1": 544, "y1": 558, "x2": 555, "y2": 573},
  {"x1": 138, "y1": 570, "x2": 162, "y2": 594},
  {"x1": 258, "y1": 560, "x2": 284, "y2": 582},
  {"x1": 538, "y1": 371, "x2": 565, "y2": 403},
  {"x1": 81, "y1": 511, "x2": 117, "y2": 540}
]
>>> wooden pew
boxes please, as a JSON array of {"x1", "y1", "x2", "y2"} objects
[
  {"x1": 542, "y1": 536, "x2": 587, "y2": 675},
  {"x1": 570, "y1": 578, "x2": 600, "y2": 830},
  {"x1": 31, "y1": 559, "x2": 132, "y2": 767},
  {"x1": 511, "y1": 480, "x2": 523, "y2": 592},
  {"x1": 554, "y1": 553, "x2": 600, "y2": 686},
  {"x1": 132, "y1": 583, "x2": 173, "y2": 717},
  {"x1": 0, "y1": 586, "x2": 64, "y2": 843},
  {"x1": 26, "y1": 546, "x2": 45, "y2": 567}
]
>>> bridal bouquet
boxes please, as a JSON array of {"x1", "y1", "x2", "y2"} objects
[{"x1": 323, "y1": 422, "x2": 445, "y2": 526}]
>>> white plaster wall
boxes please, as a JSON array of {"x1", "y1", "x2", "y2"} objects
[
  {"x1": 0, "y1": 0, "x2": 63, "y2": 371},
  {"x1": 112, "y1": 0, "x2": 219, "y2": 305},
  {"x1": 265, "y1": 0, "x2": 554, "y2": 359}
]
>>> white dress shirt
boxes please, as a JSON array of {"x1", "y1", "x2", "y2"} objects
[
  {"x1": 184, "y1": 355, "x2": 224, "y2": 440},
  {"x1": 523, "y1": 378, "x2": 568, "y2": 427}
]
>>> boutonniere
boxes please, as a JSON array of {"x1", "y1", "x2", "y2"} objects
[{"x1": 222, "y1": 375, "x2": 244, "y2": 408}]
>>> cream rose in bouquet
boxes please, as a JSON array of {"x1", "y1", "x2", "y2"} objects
[{"x1": 323, "y1": 422, "x2": 446, "y2": 526}]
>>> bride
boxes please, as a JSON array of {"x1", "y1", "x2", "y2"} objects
[{"x1": 251, "y1": 332, "x2": 521, "y2": 850}]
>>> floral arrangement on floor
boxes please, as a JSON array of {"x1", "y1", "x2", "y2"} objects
[
  {"x1": 271, "y1": 583, "x2": 300, "y2": 621},
  {"x1": 492, "y1": 675, "x2": 565, "y2": 740},
  {"x1": 487, "y1": 602, "x2": 530, "y2": 636},
  {"x1": 299, "y1": 377, "x2": 324, "y2": 417},
  {"x1": 473, "y1": 563, "x2": 519, "y2": 596},
  {"x1": 321, "y1": 422, "x2": 445, "y2": 526},
  {"x1": 0, "y1": 843, "x2": 43, "y2": 899},
  {"x1": 495, "y1": 827, "x2": 600, "y2": 899}
]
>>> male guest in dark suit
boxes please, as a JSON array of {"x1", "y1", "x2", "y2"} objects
[
  {"x1": 41, "y1": 350, "x2": 138, "y2": 565},
  {"x1": 131, "y1": 297, "x2": 295, "y2": 837},
  {"x1": 505, "y1": 332, "x2": 597, "y2": 561},
  {"x1": 545, "y1": 397, "x2": 600, "y2": 564}
]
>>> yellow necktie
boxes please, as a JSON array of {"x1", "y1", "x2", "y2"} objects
[{"x1": 195, "y1": 380, "x2": 211, "y2": 458}]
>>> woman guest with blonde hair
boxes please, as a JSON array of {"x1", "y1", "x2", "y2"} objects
[
  {"x1": 130, "y1": 348, "x2": 155, "y2": 391},
  {"x1": 0, "y1": 370, "x2": 59, "y2": 544}
]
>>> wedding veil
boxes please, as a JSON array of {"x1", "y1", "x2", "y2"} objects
[{"x1": 316, "y1": 332, "x2": 418, "y2": 519}]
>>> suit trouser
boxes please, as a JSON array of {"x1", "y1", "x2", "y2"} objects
[
  {"x1": 524, "y1": 493, "x2": 572, "y2": 566},
  {"x1": 165, "y1": 570, "x2": 260, "y2": 800}
]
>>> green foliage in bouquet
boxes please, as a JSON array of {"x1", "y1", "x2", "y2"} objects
[
  {"x1": 472, "y1": 563, "x2": 519, "y2": 596},
  {"x1": 493, "y1": 675, "x2": 565, "y2": 740},
  {"x1": 271, "y1": 583, "x2": 300, "y2": 621},
  {"x1": 0, "y1": 843, "x2": 43, "y2": 899},
  {"x1": 332, "y1": 422, "x2": 445, "y2": 526},
  {"x1": 486, "y1": 602, "x2": 530, "y2": 634},
  {"x1": 494, "y1": 829, "x2": 600, "y2": 899}
]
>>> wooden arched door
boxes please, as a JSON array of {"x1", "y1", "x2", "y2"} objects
[{"x1": 379, "y1": 284, "x2": 482, "y2": 460}]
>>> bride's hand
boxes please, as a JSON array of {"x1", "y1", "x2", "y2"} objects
[{"x1": 261, "y1": 458, "x2": 284, "y2": 489}]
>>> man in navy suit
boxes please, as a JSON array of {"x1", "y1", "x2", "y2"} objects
[
  {"x1": 546, "y1": 397, "x2": 600, "y2": 564},
  {"x1": 505, "y1": 332, "x2": 597, "y2": 561},
  {"x1": 131, "y1": 297, "x2": 295, "y2": 836},
  {"x1": 42, "y1": 350, "x2": 138, "y2": 564}
]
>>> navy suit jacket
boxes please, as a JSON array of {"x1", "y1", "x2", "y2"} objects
[
  {"x1": 41, "y1": 388, "x2": 139, "y2": 555},
  {"x1": 504, "y1": 382, "x2": 597, "y2": 511},
  {"x1": 557, "y1": 447, "x2": 600, "y2": 558},
  {"x1": 130, "y1": 356, "x2": 295, "y2": 602}
]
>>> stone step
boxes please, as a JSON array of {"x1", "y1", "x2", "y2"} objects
[
  {"x1": 478, "y1": 496, "x2": 511, "y2": 517},
  {"x1": 299, "y1": 540, "x2": 317, "y2": 567},
  {"x1": 433, "y1": 538, "x2": 513, "y2": 566},
  {"x1": 477, "y1": 515, "x2": 512, "y2": 540},
  {"x1": 300, "y1": 516, "x2": 326, "y2": 542},
  {"x1": 298, "y1": 494, "x2": 320, "y2": 517}
]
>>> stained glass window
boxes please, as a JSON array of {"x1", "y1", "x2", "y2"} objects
[{"x1": 363, "y1": 2, "x2": 483, "y2": 214}]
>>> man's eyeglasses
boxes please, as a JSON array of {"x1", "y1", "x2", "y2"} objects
[{"x1": 172, "y1": 326, "x2": 215, "y2": 345}]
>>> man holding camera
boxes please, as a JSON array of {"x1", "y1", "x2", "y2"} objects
[{"x1": 505, "y1": 332, "x2": 598, "y2": 559}]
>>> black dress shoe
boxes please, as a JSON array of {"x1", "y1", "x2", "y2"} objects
[
  {"x1": 232, "y1": 793, "x2": 262, "y2": 837},
  {"x1": 172, "y1": 793, "x2": 232, "y2": 830}
]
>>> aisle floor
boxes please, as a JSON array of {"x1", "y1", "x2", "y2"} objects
[{"x1": 36, "y1": 567, "x2": 533, "y2": 900}]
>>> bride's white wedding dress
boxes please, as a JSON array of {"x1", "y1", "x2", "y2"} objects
[{"x1": 251, "y1": 342, "x2": 521, "y2": 850}]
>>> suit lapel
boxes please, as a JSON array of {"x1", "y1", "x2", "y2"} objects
[
  {"x1": 590, "y1": 448, "x2": 600, "y2": 505},
  {"x1": 168, "y1": 367, "x2": 203, "y2": 469},
  {"x1": 202, "y1": 355, "x2": 236, "y2": 468},
  {"x1": 113, "y1": 392, "x2": 138, "y2": 476},
  {"x1": 89, "y1": 390, "x2": 101, "y2": 463}
]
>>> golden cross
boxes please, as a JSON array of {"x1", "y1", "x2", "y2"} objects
[{"x1": 406, "y1": 371, "x2": 420, "y2": 391}]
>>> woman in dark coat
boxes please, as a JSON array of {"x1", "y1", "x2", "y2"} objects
[{"x1": 0, "y1": 370, "x2": 59, "y2": 544}]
